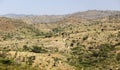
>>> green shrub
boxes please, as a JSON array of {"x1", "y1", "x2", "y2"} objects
[
  {"x1": 44, "y1": 32, "x2": 53, "y2": 38},
  {"x1": 26, "y1": 56, "x2": 35, "y2": 65},
  {"x1": 52, "y1": 28, "x2": 61, "y2": 33},
  {"x1": 31, "y1": 45, "x2": 47, "y2": 53},
  {"x1": 82, "y1": 35, "x2": 88, "y2": 41},
  {"x1": 0, "y1": 58, "x2": 13, "y2": 65},
  {"x1": 23, "y1": 45, "x2": 30, "y2": 51},
  {"x1": 116, "y1": 52, "x2": 120, "y2": 61},
  {"x1": 97, "y1": 44, "x2": 114, "y2": 52},
  {"x1": 2, "y1": 33, "x2": 13, "y2": 40}
]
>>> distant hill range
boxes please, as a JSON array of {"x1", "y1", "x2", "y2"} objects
[
  {"x1": 0, "y1": 10, "x2": 120, "y2": 24},
  {"x1": 1, "y1": 14, "x2": 66, "y2": 24}
]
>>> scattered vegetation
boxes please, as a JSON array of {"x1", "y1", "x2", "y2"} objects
[{"x1": 0, "y1": 10, "x2": 120, "y2": 70}]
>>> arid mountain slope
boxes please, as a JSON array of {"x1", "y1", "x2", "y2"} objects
[{"x1": 0, "y1": 10, "x2": 120, "y2": 70}]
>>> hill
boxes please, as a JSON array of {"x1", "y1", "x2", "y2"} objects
[
  {"x1": 2, "y1": 10, "x2": 120, "y2": 24},
  {"x1": 1, "y1": 14, "x2": 66, "y2": 24},
  {"x1": 0, "y1": 10, "x2": 120, "y2": 70}
]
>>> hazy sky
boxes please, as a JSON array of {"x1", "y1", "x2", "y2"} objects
[{"x1": 0, "y1": 0, "x2": 120, "y2": 15}]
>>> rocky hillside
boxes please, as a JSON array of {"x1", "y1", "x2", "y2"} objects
[
  {"x1": 0, "y1": 10, "x2": 120, "y2": 70},
  {"x1": 70, "y1": 10, "x2": 120, "y2": 19}
]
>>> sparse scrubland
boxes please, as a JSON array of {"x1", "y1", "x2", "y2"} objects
[{"x1": 0, "y1": 10, "x2": 120, "y2": 70}]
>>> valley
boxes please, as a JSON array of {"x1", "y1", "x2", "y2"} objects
[{"x1": 0, "y1": 10, "x2": 120, "y2": 70}]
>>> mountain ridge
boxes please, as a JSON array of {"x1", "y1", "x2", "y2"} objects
[{"x1": 1, "y1": 10, "x2": 120, "y2": 24}]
